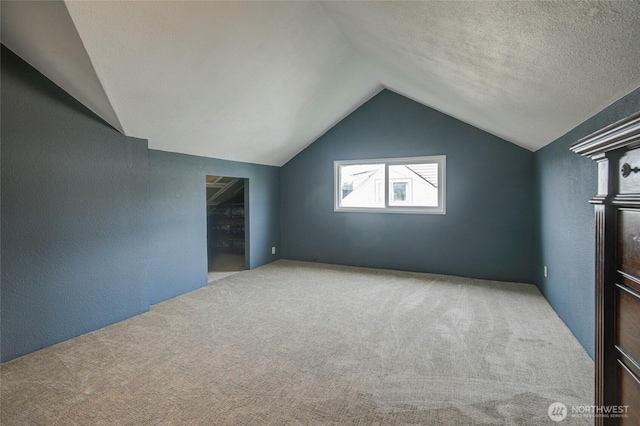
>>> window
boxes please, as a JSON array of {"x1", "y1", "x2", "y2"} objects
[{"x1": 334, "y1": 156, "x2": 445, "y2": 214}]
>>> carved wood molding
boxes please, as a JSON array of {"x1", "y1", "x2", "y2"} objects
[
  {"x1": 571, "y1": 111, "x2": 640, "y2": 157},
  {"x1": 570, "y1": 110, "x2": 640, "y2": 426}
]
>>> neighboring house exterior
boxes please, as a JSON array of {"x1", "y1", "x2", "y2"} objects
[{"x1": 341, "y1": 164, "x2": 438, "y2": 208}]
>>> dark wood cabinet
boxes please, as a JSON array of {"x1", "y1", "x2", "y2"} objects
[{"x1": 571, "y1": 112, "x2": 640, "y2": 426}]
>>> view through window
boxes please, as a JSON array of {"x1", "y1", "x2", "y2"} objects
[{"x1": 335, "y1": 156, "x2": 445, "y2": 214}]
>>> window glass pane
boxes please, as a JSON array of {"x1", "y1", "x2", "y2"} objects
[
  {"x1": 388, "y1": 164, "x2": 438, "y2": 207},
  {"x1": 392, "y1": 181, "x2": 408, "y2": 202},
  {"x1": 335, "y1": 156, "x2": 444, "y2": 214},
  {"x1": 339, "y1": 164, "x2": 385, "y2": 208}
]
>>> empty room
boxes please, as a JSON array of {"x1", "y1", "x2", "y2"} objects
[{"x1": 2, "y1": 1, "x2": 640, "y2": 425}]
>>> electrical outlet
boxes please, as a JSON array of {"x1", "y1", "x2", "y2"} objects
[
  {"x1": 544, "y1": 266, "x2": 548, "y2": 278},
  {"x1": 271, "y1": 247, "x2": 276, "y2": 255}
]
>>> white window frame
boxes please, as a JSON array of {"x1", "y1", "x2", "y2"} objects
[{"x1": 334, "y1": 155, "x2": 446, "y2": 214}]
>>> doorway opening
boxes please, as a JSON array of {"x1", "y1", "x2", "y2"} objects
[{"x1": 206, "y1": 175, "x2": 246, "y2": 283}]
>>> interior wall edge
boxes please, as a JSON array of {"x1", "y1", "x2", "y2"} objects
[{"x1": 533, "y1": 85, "x2": 640, "y2": 359}]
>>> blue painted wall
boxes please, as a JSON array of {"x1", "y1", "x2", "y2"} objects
[
  {"x1": 4, "y1": 35, "x2": 637, "y2": 364},
  {"x1": 534, "y1": 87, "x2": 640, "y2": 359},
  {"x1": 280, "y1": 90, "x2": 536, "y2": 284},
  {"x1": 1, "y1": 46, "x2": 150, "y2": 362},
  {"x1": 0, "y1": 46, "x2": 281, "y2": 361},
  {"x1": 148, "y1": 150, "x2": 280, "y2": 305}
]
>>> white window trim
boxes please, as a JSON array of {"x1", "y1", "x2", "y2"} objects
[{"x1": 334, "y1": 155, "x2": 446, "y2": 215}]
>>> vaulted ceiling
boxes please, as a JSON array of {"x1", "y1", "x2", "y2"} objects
[{"x1": 2, "y1": 1, "x2": 640, "y2": 166}]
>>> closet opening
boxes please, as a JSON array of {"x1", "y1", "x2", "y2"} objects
[{"x1": 206, "y1": 175, "x2": 247, "y2": 282}]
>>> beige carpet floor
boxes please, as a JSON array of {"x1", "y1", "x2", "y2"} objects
[
  {"x1": 207, "y1": 271, "x2": 242, "y2": 284},
  {"x1": 1, "y1": 260, "x2": 593, "y2": 425}
]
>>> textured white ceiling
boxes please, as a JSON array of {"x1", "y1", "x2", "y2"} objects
[
  {"x1": 2, "y1": 1, "x2": 640, "y2": 166},
  {"x1": 322, "y1": 1, "x2": 640, "y2": 152}
]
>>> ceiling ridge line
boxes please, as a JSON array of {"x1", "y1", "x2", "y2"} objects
[{"x1": 62, "y1": 0, "x2": 127, "y2": 137}]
